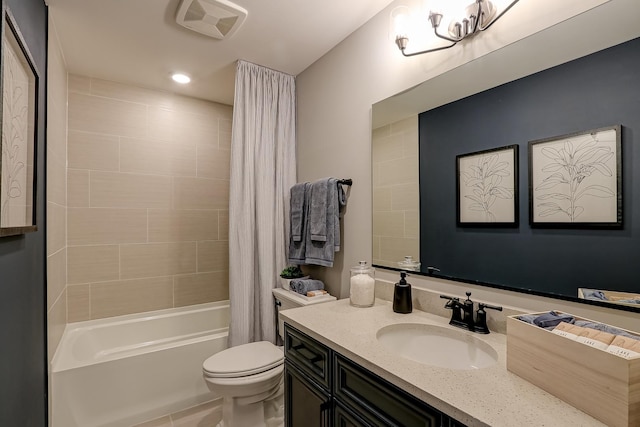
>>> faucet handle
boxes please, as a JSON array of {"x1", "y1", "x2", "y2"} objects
[
  {"x1": 478, "y1": 302, "x2": 502, "y2": 312},
  {"x1": 439, "y1": 294, "x2": 459, "y2": 308},
  {"x1": 474, "y1": 303, "x2": 503, "y2": 334}
]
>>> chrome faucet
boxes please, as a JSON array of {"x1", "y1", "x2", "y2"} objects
[{"x1": 441, "y1": 292, "x2": 502, "y2": 334}]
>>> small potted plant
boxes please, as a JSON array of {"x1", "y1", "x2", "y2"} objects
[{"x1": 279, "y1": 266, "x2": 309, "y2": 289}]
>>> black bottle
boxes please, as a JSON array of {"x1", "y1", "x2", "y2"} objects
[{"x1": 393, "y1": 272, "x2": 412, "y2": 314}]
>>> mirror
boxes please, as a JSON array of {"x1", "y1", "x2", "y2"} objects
[
  {"x1": 0, "y1": 7, "x2": 38, "y2": 236},
  {"x1": 372, "y1": 29, "x2": 640, "y2": 312}
]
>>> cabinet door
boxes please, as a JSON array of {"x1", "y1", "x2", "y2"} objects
[
  {"x1": 334, "y1": 353, "x2": 443, "y2": 427},
  {"x1": 285, "y1": 361, "x2": 332, "y2": 427},
  {"x1": 334, "y1": 402, "x2": 373, "y2": 427},
  {"x1": 284, "y1": 324, "x2": 332, "y2": 390}
]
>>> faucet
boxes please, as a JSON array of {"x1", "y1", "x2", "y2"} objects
[{"x1": 441, "y1": 292, "x2": 502, "y2": 334}]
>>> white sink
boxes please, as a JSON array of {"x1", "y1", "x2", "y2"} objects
[{"x1": 376, "y1": 323, "x2": 498, "y2": 370}]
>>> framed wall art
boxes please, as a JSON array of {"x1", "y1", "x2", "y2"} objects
[
  {"x1": 456, "y1": 145, "x2": 518, "y2": 227},
  {"x1": 0, "y1": 6, "x2": 38, "y2": 236},
  {"x1": 528, "y1": 125, "x2": 622, "y2": 228}
]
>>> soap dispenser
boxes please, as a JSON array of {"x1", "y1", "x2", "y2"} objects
[{"x1": 393, "y1": 272, "x2": 412, "y2": 314}]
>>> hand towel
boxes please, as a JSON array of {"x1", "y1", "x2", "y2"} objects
[
  {"x1": 532, "y1": 311, "x2": 575, "y2": 329},
  {"x1": 288, "y1": 183, "x2": 310, "y2": 265},
  {"x1": 290, "y1": 183, "x2": 307, "y2": 242},
  {"x1": 309, "y1": 179, "x2": 329, "y2": 242},
  {"x1": 304, "y1": 178, "x2": 339, "y2": 267},
  {"x1": 289, "y1": 279, "x2": 325, "y2": 295}
]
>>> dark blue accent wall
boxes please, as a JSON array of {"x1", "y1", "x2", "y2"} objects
[
  {"x1": 0, "y1": 0, "x2": 47, "y2": 425},
  {"x1": 419, "y1": 37, "x2": 640, "y2": 298}
]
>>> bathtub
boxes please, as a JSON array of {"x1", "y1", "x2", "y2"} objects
[{"x1": 51, "y1": 301, "x2": 229, "y2": 427}]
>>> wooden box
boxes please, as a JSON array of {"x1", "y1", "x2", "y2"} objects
[{"x1": 507, "y1": 312, "x2": 640, "y2": 427}]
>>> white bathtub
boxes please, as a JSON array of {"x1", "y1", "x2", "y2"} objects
[{"x1": 51, "y1": 301, "x2": 229, "y2": 427}]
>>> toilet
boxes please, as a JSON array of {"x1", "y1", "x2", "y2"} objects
[{"x1": 203, "y1": 287, "x2": 336, "y2": 427}]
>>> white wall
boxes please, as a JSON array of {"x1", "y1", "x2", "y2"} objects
[{"x1": 296, "y1": 0, "x2": 640, "y2": 327}]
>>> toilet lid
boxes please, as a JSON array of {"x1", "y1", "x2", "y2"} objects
[{"x1": 203, "y1": 341, "x2": 284, "y2": 378}]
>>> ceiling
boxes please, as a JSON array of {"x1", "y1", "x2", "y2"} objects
[{"x1": 47, "y1": 0, "x2": 394, "y2": 105}]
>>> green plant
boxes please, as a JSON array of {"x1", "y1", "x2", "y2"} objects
[{"x1": 280, "y1": 266, "x2": 304, "y2": 279}]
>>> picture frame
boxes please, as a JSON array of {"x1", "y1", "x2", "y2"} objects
[
  {"x1": 528, "y1": 125, "x2": 622, "y2": 228},
  {"x1": 456, "y1": 145, "x2": 519, "y2": 227},
  {"x1": 0, "y1": 6, "x2": 38, "y2": 237}
]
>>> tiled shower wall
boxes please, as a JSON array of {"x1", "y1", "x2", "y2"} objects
[
  {"x1": 66, "y1": 75, "x2": 232, "y2": 321},
  {"x1": 372, "y1": 116, "x2": 420, "y2": 267},
  {"x1": 47, "y1": 17, "x2": 68, "y2": 360}
]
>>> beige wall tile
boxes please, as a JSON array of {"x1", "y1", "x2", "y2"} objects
[
  {"x1": 372, "y1": 134, "x2": 403, "y2": 164},
  {"x1": 148, "y1": 209, "x2": 218, "y2": 242},
  {"x1": 372, "y1": 124, "x2": 390, "y2": 140},
  {"x1": 174, "y1": 111, "x2": 219, "y2": 147},
  {"x1": 174, "y1": 272, "x2": 229, "y2": 307},
  {"x1": 68, "y1": 130, "x2": 119, "y2": 171},
  {"x1": 391, "y1": 183, "x2": 420, "y2": 211},
  {"x1": 67, "y1": 169, "x2": 90, "y2": 207},
  {"x1": 218, "y1": 118, "x2": 232, "y2": 149},
  {"x1": 47, "y1": 249, "x2": 66, "y2": 311},
  {"x1": 372, "y1": 235, "x2": 381, "y2": 261},
  {"x1": 68, "y1": 92, "x2": 147, "y2": 138},
  {"x1": 67, "y1": 245, "x2": 119, "y2": 284},
  {"x1": 390, "y1": 115, "x2": 417, "y2": 135},
  {"x1": 197, "y1": 240, "x2": 229, "y2": 272},
  {"x1": 89, "y1": 78, "x2": 174, "y2": 109},
  {"x1": 91, "y1": 277, "x2": 173, "y2": 319},
  {"x1": 174, "y1": 93, "x2": 230, "y2": 116},
  {"x1": 68, "y1": 74, "x2": 90, "y2": 94},
  {"x1": 173, "y1": 177, "x2": 229, "y2": 210},
  {"x1": 120, "y1": 136, "x2": 196, "y2": 176},
  {"x1": 377, "y1": 157, "x2": 418, "y2": 186},
  {"x1": 47, "y1": 201, "x2": 66, "y2": 256},
  {"x1": 47, "y1": 149, "x2": 67, "y2": 206},
  {"x1": 197, "y1": 145, "x2": 230, "y2": 179},
  {"x1": 405, "y1": 211, "x2": 420, "y2": 238},
  {"x1": 90, "y1": 171, "x2": 172, "y2": 208},
  {"x1": 379, "y1": 236, "x2": 419, "y2": 264},
  {"x1": 47, "y1": 104, "x2": 67, "y2": 158},
  {"x1": 68, "y1": 208, "x2": 148, "y2": 245},
  {"x1": 67, "y1": 284, "x2": 91, "y2": 323},
  {"x1": 218, "y1": 210, "x2": 228, "y2": 240},
  {"x1": 373, "y1": 187, "x2": 392, "y2": 211},
  {"x1": 373, "y1": 211, "x2": 405, "y2": 238},
  {"x1": 47, "y1": 291, "x2": 67, "y2": 360},
  {"x1": 120, "y1": 242, "x2": 197, "y2": 279},
  {"x1": 403, "y1": 128, "x2": 419, "y2": 158},
  {"x1": 147, "y1": 107, "x2": 175, "y2": 142}
]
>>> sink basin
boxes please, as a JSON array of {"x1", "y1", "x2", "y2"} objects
[{"x1": 376, "y1": 323, "x2": 498, "y2": 370}]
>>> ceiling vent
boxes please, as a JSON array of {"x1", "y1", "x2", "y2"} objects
[{"x1": 176, "y1": 0, "x2": 248, "y2": 40}]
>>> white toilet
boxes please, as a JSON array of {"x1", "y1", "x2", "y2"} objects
[{"x1": 202, "y1": 288, "x2": 336, "y2": 427}]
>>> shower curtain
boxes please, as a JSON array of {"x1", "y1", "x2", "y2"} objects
[{"x1": 228, "y1": 60, "x2": 296, "y2": 346}]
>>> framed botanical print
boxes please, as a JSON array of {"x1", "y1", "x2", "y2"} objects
[
  {"x1": 529, "y1": 125, "x2": 622, "y2": 228},
  {"x1": 456, "y1": 145, "x2": 518, "y2": 227}
]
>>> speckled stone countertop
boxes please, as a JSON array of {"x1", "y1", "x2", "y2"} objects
[{"x1": 280, "y1": 298, "x2": 604, "y2": 427}]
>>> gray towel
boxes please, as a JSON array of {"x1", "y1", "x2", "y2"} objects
[
  {"x1": 290, "y1": 279, "x2": 325, "y2": 295},
  {"x1": 335, "y1": 183, "x2": 346, "y2": 251},
  {"x1": 288, "y1": 183, "x2": 310, "y2": 265},
  {"x1": 305, "y1": 178, "x2": 339, "y2": 267},
  {"x1": 290, "y1": 183, "x2": 307, "y2": 242},
  {"x1": 309, "y1": 179, "x2": 329, "y2": 242}
]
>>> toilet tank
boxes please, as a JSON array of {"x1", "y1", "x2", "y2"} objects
[{"x1": 272, "y1": 288, "x2": 336, "y2": 340}]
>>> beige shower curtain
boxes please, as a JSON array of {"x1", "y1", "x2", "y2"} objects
[{"x1": 228, "y1": 60, "x2": 296, "y2": 346}]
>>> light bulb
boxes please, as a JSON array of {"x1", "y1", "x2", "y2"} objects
[
  {"x1": 171, "y1": 73, "x2": 191, "y2": 84},
  {"x1": 390, "y1": 6, "x2": 411, "y2": 40}
]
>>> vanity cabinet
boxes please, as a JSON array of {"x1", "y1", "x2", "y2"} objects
[
  {"x1": 284, "y1": 324, "x2": 333, "y2": 427},
  {"x1": 284, "y1": 324, "x2": 466, "y2": 427}
]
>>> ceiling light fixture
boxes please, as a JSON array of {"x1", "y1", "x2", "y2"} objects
[
  {"x1": 172, "y1": 73, "x2": 191, "y2": 84},
  {"x1": 393, "y1": 0, "x2": 519, "y2": 57}
]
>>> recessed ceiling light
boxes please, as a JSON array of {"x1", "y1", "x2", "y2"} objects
[{"x1": 172, "y1": 73, "x2": 191, "y2": 84}]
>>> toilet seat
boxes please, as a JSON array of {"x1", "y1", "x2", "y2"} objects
[{"x1": 203, "y1": 341, "x2": 284, "y2": 378}]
